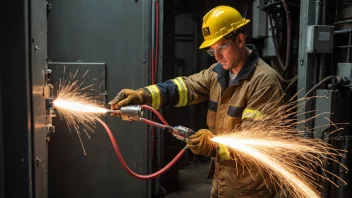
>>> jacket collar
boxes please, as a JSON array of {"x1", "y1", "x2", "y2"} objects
[{"x1": 212, "y1": 44, "x2": 259, "y2": 92}]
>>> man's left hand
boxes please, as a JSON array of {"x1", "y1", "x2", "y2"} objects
[{"x1": 186, "y1": 129, "x2": 216, "y2": 157}]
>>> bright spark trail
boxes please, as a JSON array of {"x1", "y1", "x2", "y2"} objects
[
  {"x1": 52, "y1": 69, "x2": 108, "y2": 155},
  {"x1": 213, "y1": 135, "x2": 318, "y2": 197},
  {"x1": 54, "y1": 97, "x2": 108, "y2": 114},
  {"x1": 53, "y1": 75, "x2": 348, "y2": 197},
  {"x1": 211, "y1": 94, "x2": 348, "y2": 198}
]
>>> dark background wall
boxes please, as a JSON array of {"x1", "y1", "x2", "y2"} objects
[{"x1": 2, "y1": 0, "x2": 35, "y2": 197}]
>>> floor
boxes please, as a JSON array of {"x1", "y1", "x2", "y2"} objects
[
  {"x1": 163, "y1": 158, "x2": 284, "y2": 198},
  {"x1": 165, "y1": 160, "x2": 212, "y2": 198}
]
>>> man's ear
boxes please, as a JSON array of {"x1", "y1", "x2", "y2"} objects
[{"x1": 236, "y1": 33, "x2": 246, "y2": 48}]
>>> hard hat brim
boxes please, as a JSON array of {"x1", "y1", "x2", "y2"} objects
[{"x1": 199, "y1": 36, "x2": 223, "y2": 49}]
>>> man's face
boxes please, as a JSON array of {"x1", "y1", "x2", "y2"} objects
[{"x1": 209, "y1": 36, "x2": 242, "y2": 70}]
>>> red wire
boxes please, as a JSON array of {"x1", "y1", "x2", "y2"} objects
[
  {"x1": 97, "y1": 118, "x2": 186, "y2": 179},
  {"x1": 151, "y1": 50, "x2": 155, "y2": 85},
  {"x1": 142, "y1": 118, "x2": 168, "y2": 129},
  {"x1": 155, "y1": 1, "x2": 159, "y2": 81},
  {"x1": 141, "y1": 105, "x2": 168, "y2": 125}
]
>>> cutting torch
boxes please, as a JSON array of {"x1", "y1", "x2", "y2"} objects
[{"x1": 108, "y1": 105, "x2": 195, "y2": 142}]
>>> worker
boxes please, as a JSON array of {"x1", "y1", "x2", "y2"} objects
[{"x1": 109, "y1": 5, "x2": 283, "y2": 198}]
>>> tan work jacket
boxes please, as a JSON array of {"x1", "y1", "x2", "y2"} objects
[{"x1": 142, "y1": 44, "x2": 283, "y2": 198}]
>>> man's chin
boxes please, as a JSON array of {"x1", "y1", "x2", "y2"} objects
[{"x1": 221, "y1": 64, "x2": 231, "y2": 70}]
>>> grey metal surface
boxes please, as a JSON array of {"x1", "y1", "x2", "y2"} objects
[
  {"x1": 339, "y1": 135, "x2": 352, "y2": 198},
  {"x1": 47, "y1": 0, "x2": 151, "y2": 197},
  {"x1": 31, "y1": 0, "x2": 49, "y2": 197},
  {"x1": 314, "y1": 89, "x2": 336, "y2": 140},
  {"x1": 337, "y1": 63, "x2": 352, "y2": 86},
  {"x1": 306, "y1": 25, "x2": 334, "y2": 54},
  {"x1": 262, "y1": 37, "x2": 275, "y2": 57},
  {"x1": 314, "y1": 89, "x2": 352, "y2": 198},
  {"x1": 252, "y1": 0, "x2": 267, "y2": 38},
  {"x1": 2, "y1": 0, "x2": 34, "y2": 197},
  {"x1": 47, "y1": 62, "x2": 107, "y2": 101},
  {"x1": 297, "y1": 0, "x2": 319, "y2": 135},
  {"x1": 47, "y1": 62, "x2": 110, "y2": 198},
  {"x1": 262, "y1": 16, "x2": 275, "y2": 58}
]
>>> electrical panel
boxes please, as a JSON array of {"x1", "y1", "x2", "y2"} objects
[
  {"x1": 337, "y1": 63, "x2": 352, "y2": 86},
  {"x1": 307, "y1": 25, "x2": 334, "y2": 54}
]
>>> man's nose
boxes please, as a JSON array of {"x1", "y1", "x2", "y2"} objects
[{"x1": 215, "y1": 51, "x2": 222, "y2": 60}]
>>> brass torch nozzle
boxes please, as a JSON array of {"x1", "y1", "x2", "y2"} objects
[{"x1": 107, "y1": 109, "x2": 121, "y2": 116}]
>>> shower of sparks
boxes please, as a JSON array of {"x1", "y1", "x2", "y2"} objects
[
  {"x1": 52, "y1": 69, "x2": 108, "y2": 155},
  {"x1": 52, "y1": 72, "x2": 348, "y2": 197},
  {"x1": 211, "y1": 92, "x2": 348, "y2": 198}
]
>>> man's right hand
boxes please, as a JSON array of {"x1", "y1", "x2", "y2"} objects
[{"x1": 108, "y1": 89, "x2": 146, "y2": 112}]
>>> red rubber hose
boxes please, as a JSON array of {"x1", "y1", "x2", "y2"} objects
[
  {"x1": 141, "y1": 105, "x2": 169, "y2": 125},
  {"x1": 142, "y1": 118, "x2": 168, "y2": 129},
  {"x1": 97, "y1": 118, "x2": 186, "y2": 179}
]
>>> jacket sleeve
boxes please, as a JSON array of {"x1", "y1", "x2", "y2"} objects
[
  {"x1": 140, "y1": 65, "x2": 214, "y2": 110},
  {"x1": 217, "y1": 81, "x2": 284, "y2": 162}
]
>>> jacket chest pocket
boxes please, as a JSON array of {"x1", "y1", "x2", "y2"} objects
[
  {"x1": 206, "y1": 100, "x2": 218, "y2": 132},
  {"x1": 223, "y1": 106, "x2": 244, "y2": 131}
]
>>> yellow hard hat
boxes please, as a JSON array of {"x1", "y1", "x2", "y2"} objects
[{"x1": 199, "y1": 5, "x2": 250, "y2": 49}]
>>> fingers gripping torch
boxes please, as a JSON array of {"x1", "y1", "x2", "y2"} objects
[{"x1": 102, "y1": 105, "x2": 195, "y2": 180}]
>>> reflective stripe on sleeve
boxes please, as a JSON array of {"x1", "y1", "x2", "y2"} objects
[
  {"x1": 218, "y1": 144, "x2": 232, "y2": 161},
  {"x1": 144, "y1": 85, "x2": 161, "y2": 110},
  {"x1": 242, "y1": 108, "x2": 265, "y2": 120},
  {"x1": 171, "y1": 77, "x2": 188, "y2": 107}
]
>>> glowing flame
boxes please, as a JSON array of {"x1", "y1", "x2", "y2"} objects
[
  {"x1": 210, "y1": 93, "x2": 348, "y2": 198},
  {"x1": 53, "y1": 98, "x2": 108, "y2": 114}
]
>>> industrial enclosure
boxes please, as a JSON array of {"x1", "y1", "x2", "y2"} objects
[{"x1": 2, "y1": 0, "x2": 352, "y2": 198}]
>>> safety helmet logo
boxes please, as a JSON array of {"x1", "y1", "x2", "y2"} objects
[{"x1": 202, "y1": 27, "x2": 211, "y2": 37}]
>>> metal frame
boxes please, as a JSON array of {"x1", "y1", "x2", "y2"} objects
[
  {"x1": 31, "y1": 0, "x2": 49, "y2": 197},
  {"x1": 297, "y1": 0, "x2": 319, "y2": 135},
  {"x1": 314, "y1": 90, "x2": 337, "y2": 140}
]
